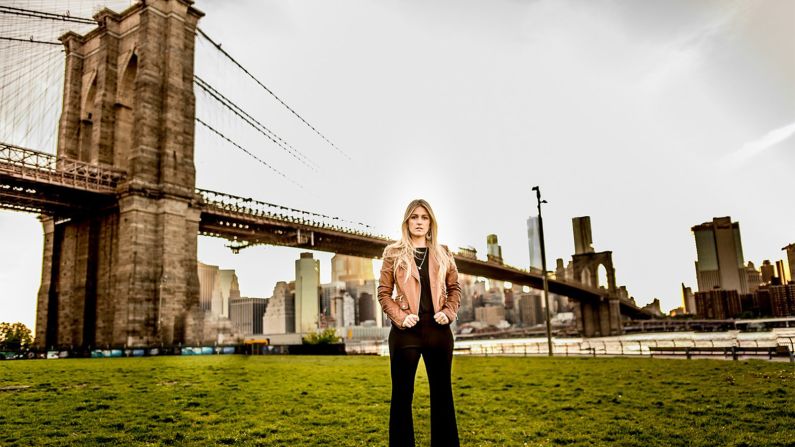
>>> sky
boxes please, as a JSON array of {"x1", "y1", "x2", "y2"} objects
[{"x1": 1, "y1": 0, "x2": 793, "y2": 332}]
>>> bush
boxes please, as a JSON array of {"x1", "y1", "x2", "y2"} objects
[{"x1": 302, "y1": 328, "x2": 341, "y2": 345}]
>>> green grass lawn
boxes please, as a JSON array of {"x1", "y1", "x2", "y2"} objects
[{"x1": 0, "y1": 355, "x2": 793, "y2": 446}]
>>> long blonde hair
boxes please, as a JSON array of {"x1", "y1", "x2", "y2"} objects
[{"x1": 384, "y1": 199, "x2": 452, "y2": 288}]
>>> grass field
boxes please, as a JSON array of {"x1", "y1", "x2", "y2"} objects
[{"x1": 0, "y1": 355, "x2": 793, "y2": 446}]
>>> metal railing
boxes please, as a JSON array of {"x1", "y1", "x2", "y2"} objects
[
  {"x1": 0, "y1": 142, "x2": 125, "y2": 193},
  {"x1": 444, "y1": 334, "x2": 795, "y2": 362},
  {"x1": 197, "y1": 188, "x2": 390, "y2": 239}
]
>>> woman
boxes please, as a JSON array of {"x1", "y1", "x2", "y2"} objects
[{"x1": 377, "y1": 199, "x2": 461, "y2": 447}]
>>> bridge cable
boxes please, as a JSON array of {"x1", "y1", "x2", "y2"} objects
[
  {"x1": 0, "y1": 6, "x2": 95, "y2": 25},
  {"x1": 194, "y1": 76, "x2": 318, "y2": 172},
  {"x1": 195, "y1": 117, "x2": 304, "y2": 190},
  {"x1": 196, "y1": 27, "x2": 350, "y2": 160},
  {"x1": 0, "y1": 36, "x2": 61, "y2": 46}
]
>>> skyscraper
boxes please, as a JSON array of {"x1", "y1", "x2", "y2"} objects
[
  {"x1": 295, "y1": 252, "x2": 320, "y2": 333},
  {"x1": 197, "y1": 262, "x2": 218, "y2": 312},
  {"x1": 262, "y1": 281, "x2": 294, "y2": 334},
  {"x1": 784, "y1": 244, "x2": 795, "y2": 283},
  {"x1": 776, "y1": 260, "x2": 788, "y2": 285},
  {"x1": 486, "y1": 234, "x2": 503, "y2": 263},
  {"x1": 197, "y1": 262, "x2": 240, "y2": 318},
  {"x1": 527, "y1": 216, "x2": 542, "y2": 270},
  {"x1": 681, "y1": 284, "x2": 696, "y2": 314},
  {"x1": 692, "y1": 217, "x2": 747, "y2": 294},
  {"x1": 761, "y1": 260, "x2": 776, "y2": 284},
  {"x1": 331, "y1": 254, "x2": 375, "y2": 282},
  {"x1": 214, "y1": 270, "x2": 240, "y2": 318},
  {"x1": 229, "y1": 297, "x2": 268, "y2": 335},
  {"x1": 331, "y1": 254, "x2": 380, "y2": 326}
]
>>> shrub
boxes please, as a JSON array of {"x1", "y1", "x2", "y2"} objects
[{"x1": 302, "y1": 328, "x2": 341, "y2": 345}]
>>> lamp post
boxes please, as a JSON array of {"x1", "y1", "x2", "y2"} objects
[{"x1": 532, "y1": 186, "x2": 553, "y2": 356}]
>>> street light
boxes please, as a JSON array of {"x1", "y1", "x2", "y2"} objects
[{"x1": 532, "y1": 186, "x2": 553, "y2": 357}]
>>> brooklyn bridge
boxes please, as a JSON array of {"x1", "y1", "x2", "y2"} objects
[{"x1": 0, "y1": 0, "x2": 653, "y2": 350}]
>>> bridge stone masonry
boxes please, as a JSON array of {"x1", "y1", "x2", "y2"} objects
[
  {"x1": 0, "y1": 0, "x2": 653, "y2": 351},
  {"x1": 38, "y1": 0, "x2": 206, "y2": 349}
]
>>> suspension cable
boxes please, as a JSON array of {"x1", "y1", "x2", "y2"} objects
[
  {"x1": 196, "y1": 27, "x2": 350, "y2": 160},
  {"x1": 195, "y1": 117, "x2": 303, "y2": 190},
  {"x1": 194, "y1": 75, "x2": 318, "y2": 171}
]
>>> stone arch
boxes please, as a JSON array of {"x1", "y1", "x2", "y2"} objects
[
  {"x1": 114, "y1": 52, "x2": 138, "y2": 169},
  {"x1": 579, "y1": 266, "x2": 592, "y2": 287},
  {"x1": 572, "y1": 251, "x2": 617, "y2": 293},
  {"x1": 597, "y1": 264, "x2": 608, "y2": 289},
  {"x1": 79, "y1": 73, "x2": 97, "y2": 162}
]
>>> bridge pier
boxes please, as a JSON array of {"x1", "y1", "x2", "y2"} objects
[
  {"x1": 33, "y1": 0, "x2": 210, "y2": 350},
  {"x1": 572, "y1": 295, "x2": 623, "y2": 337}
]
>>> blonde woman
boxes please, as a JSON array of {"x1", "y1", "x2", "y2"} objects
[{"x1": 378, "y1": 199, "x2": 461, "y2": 447}]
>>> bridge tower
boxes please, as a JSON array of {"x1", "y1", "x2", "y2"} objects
[
  {"x1": 571, "y1": 251, "x2": 623, "y2": 336},
  {"x1": 35, "y1": 0, "x2": 207, "y2": 349}
]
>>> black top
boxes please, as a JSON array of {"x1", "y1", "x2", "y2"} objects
[{"x1": 415, "y1": 247, "x2": 434, "y2": 319}]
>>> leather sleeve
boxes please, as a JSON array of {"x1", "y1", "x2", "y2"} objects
[
  {"x1": 440, "y1": 249, "x2": 461, "y2": 323},
  {"x1": 378, "y1": 250, "x2": 409, "y2": 329}
]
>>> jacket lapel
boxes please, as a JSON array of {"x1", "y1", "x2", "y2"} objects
[
  {"x1": 409, "y1": 260, "x2": 420, "y2": 313},
  {"x1": 429, "y1": 249, "x2": 440, "y2": 313}
]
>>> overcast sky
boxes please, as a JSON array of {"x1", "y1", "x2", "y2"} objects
[{"x1": 1, "y1": 0, "x2": 793, "y2": 331}]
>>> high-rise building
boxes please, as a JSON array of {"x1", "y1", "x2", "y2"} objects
[
  {"x1": 457, "y1": 273, "x2": 477, "y2": 322},
  {"x1": 340, "y1": 292, "x2": 353, "y2": 327},
  {"x1": 320, "y1": 281, "x2": 345, "y2": 325},
  {"x1": 760, "y1": 260, "x2": 776, "y2": 284},
  {"x1": 262, "y1": 281, "x2": 294, "y2": 334},
  {"x1": 214, "y1": 270, "x2": 240, "y2": 318},
  {"x1": 295, "y1": 252, "x2": 320, "y2": 333},
  {"x1": 229, "y1": 297, "x2": 268, "y2": 335},
  {"x1": 197, "y1": 262, "x2": 218, "y2": 312},
  {"x1": 331, "y1": 254, "x2": 375, "y2": 283},
  {"x1": 744, "y1": 262, "x2": 762, "y2": 293},
  {"x1": 345, "y1": 279, "x2": 379, "y2": 325},
  {"x1": 776, "y1": 260, "x2": 789, "y2": 285},
  {"x1": 331, "y1": 255, "x2": 380, "y2": 326},
  {"x1": 769, "y1": 284, "x2": 794, "y2": 317},
  {"x1": 516, "y1": 292, "x2": 543, "y2": 326},
  {"x1": 694, "y1": 289, "x2": 741, "y2": 319},
  {"x1": 784, "y1": 244, "x2": 795, "y2": 283},
  {"x1": 486, "y1": 234, "x2": 503, "y2": 263},
  {"x1": 197, "y1": 262, "x2": 240, "y2": 318},
  {"x1": 572, "y1": 216, "x2": 594, "y2": 254},
  {"x1": 356, "y1": 291, "x2": 376, "y2": 324},
  {"x1": 475, "y1": 305, "x2": 505, "y2": 326},
  {"x1": 527, "y1": 216, "x2": 542, "y2": 270},
  {"x1": 641, "y1": 298, "x2": 663, "y2": 317},
  {"x1": 681, "y1": 283, "x2": 696, "y2": 314},
  {"x1": 692, "y1": 217, "x2": 747, "y2": 294}
]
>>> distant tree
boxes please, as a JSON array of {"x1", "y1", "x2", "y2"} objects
[
  {"x1": 0, "y1": 322, "x2": 33, "y2": 352},
  {"x1": 302, "y1": 328, "x2": 341, "y2": 345}
]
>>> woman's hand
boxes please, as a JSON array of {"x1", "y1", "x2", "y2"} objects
[
  {"x1": 402, "y1": 314, "x2": 419, "y2": 328},
  {"x1": 433, "y1": 312, "x2": 450, "y2": 325}
]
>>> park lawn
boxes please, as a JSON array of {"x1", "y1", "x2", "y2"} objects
[{"x1": 0, "y1": 355, "x2": 792, "y2": 446}]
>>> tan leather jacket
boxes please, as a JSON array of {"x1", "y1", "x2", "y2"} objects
[{"x1": 377, "y1": 246, "x2": 462, "y2": 329}]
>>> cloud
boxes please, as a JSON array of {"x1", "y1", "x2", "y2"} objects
[
  {"x1": 638, "y1": 2, "x2": 748, "y2": 91},
  {"x1": 721, "y1": 121, "x2": 795, "y2": 169}
]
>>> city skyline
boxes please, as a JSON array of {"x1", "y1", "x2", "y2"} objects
[{"x1": 1, "y1": 0, "x2": 794, "y2": 331}]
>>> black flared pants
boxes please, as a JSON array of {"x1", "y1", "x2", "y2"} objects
[{"x1": 388, "y1": 317, "x2": 459, "y2": 447}]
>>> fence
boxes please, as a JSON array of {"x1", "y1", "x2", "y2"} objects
[{"x1": 447, "y1": 334, "x2": 795, "y2": 362}]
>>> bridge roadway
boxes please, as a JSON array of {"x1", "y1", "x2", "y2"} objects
[{"x1": 0, "y1": 143, "x2": 651, "y2": 320}]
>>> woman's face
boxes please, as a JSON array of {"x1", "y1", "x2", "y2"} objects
[{"x1": 407, "y1": 205, "x2": 431, "y2": 239}]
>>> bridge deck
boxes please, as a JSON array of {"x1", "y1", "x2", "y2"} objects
[{"x1": 0, "y1": 143, "x2": 653, "y2": 319}]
